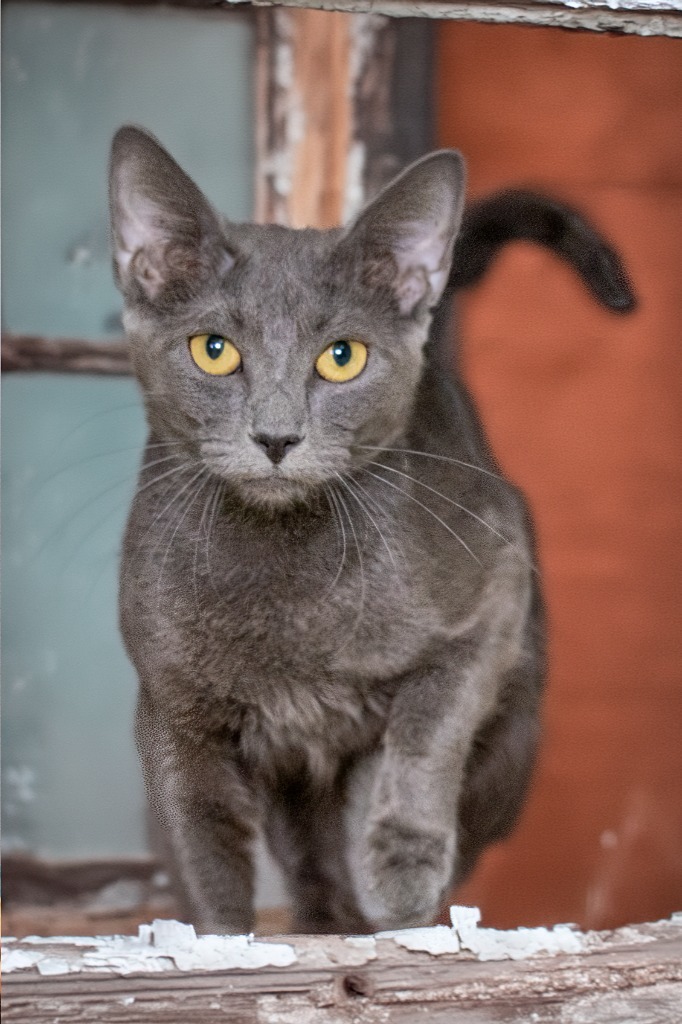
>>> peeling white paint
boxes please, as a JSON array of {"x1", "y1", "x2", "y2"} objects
[
  {"x1": 377, "y1": 924, "x2": 460, "y2": 955},
  {"x1": 4, "y1": 919, "x2": 297, "y2": 975},
  {"x1": 3, "y1": 949, "x2": 45, "y2": 973},
  {"x1": 344, "y1": 935, "x2": 377, "y2": 952},
  {"x1": 1, "y1": 910, "x2": 585, "y2": 974},
  {"x1": 347, "y1": 13, "x2": 383, "y2": 89},
  {"x1": 37, "y1": 957, "x2": 74, "y2": 976},
  {"x1": 374, "y1": 908, "x2": 584, "y2": 960},
  {"x1": 265, "y1": 9, "x2": 299, "y2": 213},
  {"x1": 340, "y1": 934, "x2": 378, "y2": 964},
  {"x1": 343, "y1": 140, "x2": 366, "y2": 224},
  {"x1": 6, "y1": 911, "x2": 678, "y2": 978},
  {"x1": 450, "y1": 905, "x2": 584, "y2": 961},
  {"x1": 343, "y1": 14, "x2": 381, "y2": 222}
]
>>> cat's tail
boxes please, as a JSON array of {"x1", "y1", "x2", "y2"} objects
[{"x1": 450, "y1": 190, "x2": 637, "y2": 313}]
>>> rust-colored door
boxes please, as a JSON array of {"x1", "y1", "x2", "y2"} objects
[{"x1": 437, "y1": 23, "x2": 682, "y2": 930}]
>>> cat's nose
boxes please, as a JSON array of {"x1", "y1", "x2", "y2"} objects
[{"x1": 251, "y1": 432, "x2": 303, "y2": 465}]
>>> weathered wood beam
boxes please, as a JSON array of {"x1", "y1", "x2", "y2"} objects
[
  {"x1": 1, "y1": 334, "x2": 132, "y2": 375},
  {"x1": 3, "y1": 916, "x2": 682, "y2": 1022},
  {"x1": 16, "y1": 0, "x2": 682, "y2": 38},
  {"x1": 248, "y1": 0, "x2": 682, "y2": 38}
]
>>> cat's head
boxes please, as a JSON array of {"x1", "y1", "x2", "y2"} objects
[{"x1": 109, "y1": 126, "x2": 465, "y2": 509}]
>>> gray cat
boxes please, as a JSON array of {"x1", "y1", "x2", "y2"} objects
[{"x1": 110, "y1": 126, "x2": 633, "y2": 934}]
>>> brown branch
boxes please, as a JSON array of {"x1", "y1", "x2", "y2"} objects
[{"x1": 1, "y1": 334, "x2": 132, "y2": 375}]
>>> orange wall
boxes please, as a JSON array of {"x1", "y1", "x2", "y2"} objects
[{"x1": 437, "y1": 23, "x2": 682, "y2": 929}]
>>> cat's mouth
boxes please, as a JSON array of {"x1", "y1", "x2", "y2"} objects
[
  {"x1": 200, "y1": 445, "x2": 334, "y2": 509},
  {"x1": 230, "y1": 472, "x2": 322, "y2": 509}
]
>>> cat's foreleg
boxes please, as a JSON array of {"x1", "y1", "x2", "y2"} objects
[
  {"x1": 136, "y1": 688, "x2": 256, "y2": 934},
  {"x1": 348, "y1": 656, "x2": 502, "y2": 930},
  {"x1": 263, "y1": 784, "x2": 369, "y2": 935}
]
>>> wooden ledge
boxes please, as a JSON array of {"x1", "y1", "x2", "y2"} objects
[{"x1": 3, "y1": 913, "x2": 681, "y2": 1022}]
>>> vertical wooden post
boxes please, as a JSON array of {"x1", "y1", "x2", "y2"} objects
[{"x1": 254, "y1": 8, "x2": 404, "y2": 229}]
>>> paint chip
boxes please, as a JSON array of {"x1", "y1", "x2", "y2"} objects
[
  {"x1": 376, "y1": 924, "x2": 460, "y2": 955},
  {"x1": 449, "y1": 905, "x2": 584, "y2": 961}
]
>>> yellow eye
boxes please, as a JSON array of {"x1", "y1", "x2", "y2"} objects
[
  {"x1": 189, "y1": 334, "x2": 241, "y2": 376},
  {"x1": 315, "y1": 339, "x2": 368, "y2": 383}
]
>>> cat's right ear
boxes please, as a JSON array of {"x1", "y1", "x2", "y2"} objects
[
  {"x1": 340, "y1": 150, "x2": 466, "y2": 318},
  {"x1": 109, "y1": 126, "x2": 233, "y2": 304}
]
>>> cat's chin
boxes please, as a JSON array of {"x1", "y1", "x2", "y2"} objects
[{"x1": 231, "y1": 475, "x2": 320, "y2": 511}]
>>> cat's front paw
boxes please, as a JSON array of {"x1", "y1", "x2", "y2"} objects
[{"x1": 362, "y1": 817, "x2": 455, "y2": 929}]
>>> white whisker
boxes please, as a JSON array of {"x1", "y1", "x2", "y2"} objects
[
  {"x1": 126, "y1": 462, "x2": 199, "y2": 554},
  {"x1": 363, "y1": 469, "x2": 482, "y2": 567},
  {"x1": 345, "y1": 472, "x2": 406, "y2": 565},
  {"x1": 366, "y1": 460, "x2": 536, "y2": 574},
  {"x1": 324, "y1": 484, "x2": 347, "y2": 594},
  {"x1": 145, "y1": 465, "x2": 207, "y2": 564},
  {"x1": 192, "y1": 476, "x2": 220, "y2": 613},
  {"x1": 154, "y1": 467, "x2": 211, "y2": 601},
  {"x1": 204, "y1": 480, "x2": 227, "y2": 599},
  {"x1": 335, "y1": 472, "x2": 398, "y2": 576},
  {"x1": 332, "y1": 484, "x2": 366, "y2": 648},
  {"x1": 357, "y1": 444, "x2": 510, "y2": 487}
]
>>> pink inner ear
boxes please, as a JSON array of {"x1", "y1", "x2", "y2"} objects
[
  {"x1": 114, "y1": 184, "x2": 234, "y2": 301},
  {"x1": 392, "y1": 220, "x2": 454, "y2": 315},
  {"x1": 129, "y1": 248, "x2": 166, "y2": 300},
  {"x1": 115, "y1": 192, "x2": 168, "y2": 274},
  {"x1": 395, "y1": 267, "x2": 429, "y2": 316}
]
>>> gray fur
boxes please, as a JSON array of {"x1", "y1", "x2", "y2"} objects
[{"x1": 112, "y1": 125, "x2": 546, "y2": 934}]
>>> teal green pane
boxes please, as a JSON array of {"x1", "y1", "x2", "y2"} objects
[
  {"x1": 2, "y1": 3, "x2": 254, "y2": 857},
  {"x1": 2, "y1": 2, "x2": 254, "y2": 338},
  {"x1": 2, "y1": 376, "x2": 148, "y2": 856}
]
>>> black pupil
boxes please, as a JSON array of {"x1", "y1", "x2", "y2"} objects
[
  {"x1": 206, "y1": 335, "x2": 224, "y2": 360},
  {"x1": 332, "y1": 341, "x2": 352, "y2": 367}
]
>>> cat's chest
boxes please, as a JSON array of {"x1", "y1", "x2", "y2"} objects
[
  {"x1": 154, "y1": 559, "x2": 412, "y2": 777},
  {"x1": 123, "y1": 495, "x2": 463, "y2": 703},
  {"x1": 182, "y1": 544, "x2": 437, "y2": 684}
]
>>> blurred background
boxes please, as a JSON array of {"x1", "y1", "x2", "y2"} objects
[
  {"x1": 2, "y1": 0, "x2": 680, "y2": 935},
  {"x1": 437, "y1": 21, "x2": 682, "y2": 930}
]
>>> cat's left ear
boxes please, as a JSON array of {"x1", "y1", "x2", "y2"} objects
[
  {"x1": 341, "y1": 150, "x2": 466, "y2": 317},
  {"x1": 109, "y1": 125, "x2": 233, "y2": 305}
]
